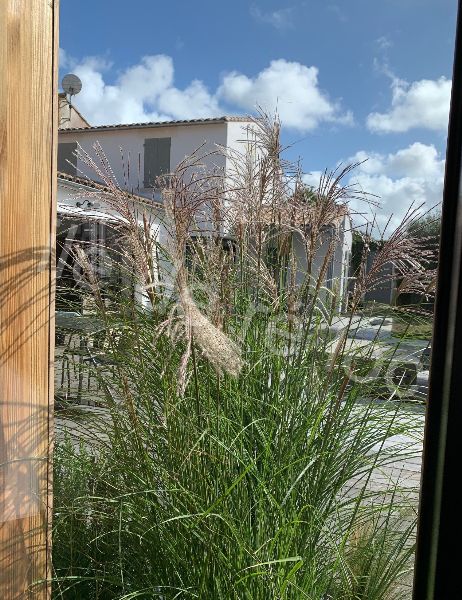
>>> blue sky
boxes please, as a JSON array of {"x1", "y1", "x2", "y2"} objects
[{"x1": 59, "y1": 0, "x2": 457, "y2": 228}]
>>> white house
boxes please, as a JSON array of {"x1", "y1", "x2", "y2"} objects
[
  {"x1": 58, "y1": 116, "x2": 254, "y2": 199},
  {"x1": 57, "y1": 115, "x2": 256, "y2": 304},
  {"x1": 57, "y1": 107, "x2": 352, "y2": 309}
]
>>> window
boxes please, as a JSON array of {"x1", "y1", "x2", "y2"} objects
[
  {"x1": 143, "y1": 137, "x2": 171, "y2": 187},
  {"x1": 57, "y1": 141, "x2": 77, "y2": 176}
]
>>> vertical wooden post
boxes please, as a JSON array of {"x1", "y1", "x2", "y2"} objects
[{"x1": 0, "y1": 1, "x2": 58, "y2": 598}]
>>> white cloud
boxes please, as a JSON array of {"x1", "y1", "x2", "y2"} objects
[
  {"x1": 367, "y1": 76, "x2": 451, "y2": 133},
  {"x1": 303, "y1": 143, "x2": 444, "y2": 230},
  {"x1": 327, "y1": 4, "x2": 348, "y2": 23},
  {"x1": 375, "y1": 36, "x2": 393, "y2": 51},
  {"x1": 302, "y1": 171, "x2": 323, "y2": 189},
  {"x1": 157, "y1": 80, "x2": 221, "y2": 119},
  {"x1": 250, "y1": 5, "x2": 295, "y2": 30},
  {"x1": 218, "y1": 59, "x2": 353, "y2": 131},
  {"x1": 61, "y1": 53, "x2": 219, "y2": 125},
  {"x1": 60, "y1": 50, "x2": 351, "y2": 132},
  {"x1": 59, "y1": 47, "x2": 70, "y2": 69},
  {"x1": 348, "y1": 143, "x2": 445, "y2": 229}
]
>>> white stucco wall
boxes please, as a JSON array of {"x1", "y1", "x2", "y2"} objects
[
  {"x1": 59, "y1": 95, "x2": 91, "y2": 129},
  {"x1": 290, "y1": 215, "x2": 352, "y2": 311},
  {"x1": 58, "y1": 122, "x2": 239, "y2": 198},
  {"x1": 59, "y1": 119, "x2": 254, "y2": 237},
  {"x1": 339, "y1": 216, "x2": 353, "y2": 306},
  {"x1": 292, "y1": 229, "x2": 334, "y2": 286},
  {"x1": 225, "y1": 121, "x2": 254, "y2": 160}
]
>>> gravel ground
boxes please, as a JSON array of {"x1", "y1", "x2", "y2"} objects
[{"x1": 346, "y1": 403, "x2": 425, "y2": 598}]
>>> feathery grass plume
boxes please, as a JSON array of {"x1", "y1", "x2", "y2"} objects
[
  {"x1": 161, "y1": 156, "x2": 243, "y2": 383},
  {"x1": 74, "y1": 141, "x2": 244, "y2": 386},
  {"x1": 351, "y1": 204, "x2": 438, "y2": 312},
  {"x1": 72, "y1": 244, "x2": 101, "y2": 297},
  {"x1": 74, "y1": 142, "x2": 162, "y2": 307}
]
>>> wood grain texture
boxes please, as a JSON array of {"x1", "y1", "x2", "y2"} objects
[{"x1": 0, "y1": 1, "x2": 58, "y2": 598}]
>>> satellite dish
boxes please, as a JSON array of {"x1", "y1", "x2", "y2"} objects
[{"x1": 62, "y1": 73, "x2": 82, "y2": 96}]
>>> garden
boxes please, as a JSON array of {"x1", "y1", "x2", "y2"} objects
[{"x1": 52, "y1": 116, "x2": 435, "y2": 599}]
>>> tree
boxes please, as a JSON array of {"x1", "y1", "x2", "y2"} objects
[{"x1": 407, "y1": 212, "x2": 441, "y2": 242}]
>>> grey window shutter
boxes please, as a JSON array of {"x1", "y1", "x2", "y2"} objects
[
  {"x1": 144, "y1": 137, "x2": 171, "y2": 187},
  {"x1": 57, "y1": 142, "x2": 77, "y2": 176}
]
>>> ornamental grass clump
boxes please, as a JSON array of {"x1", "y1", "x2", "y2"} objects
[{"x1": 52, "y1": 114, "x2": 433, "y2": 599}]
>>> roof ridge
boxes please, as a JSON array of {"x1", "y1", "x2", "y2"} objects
[{"x1": 59, "y1": 115, "x2": 254, "y2": 133}]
